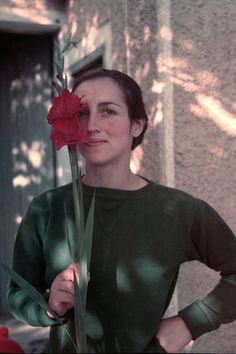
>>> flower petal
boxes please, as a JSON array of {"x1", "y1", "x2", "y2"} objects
[{"x1": 47, "y1": 89, "x2": 86, "y2": 149}]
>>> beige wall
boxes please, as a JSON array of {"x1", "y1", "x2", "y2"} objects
[
  {"x1": 169, "y1": 1, "x2": 236, "y2": 352},
  {"x1": 62, "y1": 1, "x2": 236, "y2": 352},
  {"x1": 1, "y1": 0, "x2": 236, "y2": 352}
]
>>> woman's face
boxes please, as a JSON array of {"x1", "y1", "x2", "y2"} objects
[{"x1": 74, "y1": 78, "x2": 144, "y2": 167}]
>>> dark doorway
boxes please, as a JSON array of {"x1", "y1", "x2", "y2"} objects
[{"x1": 0, "y1": 32, "x2": 55, "y2": 314}]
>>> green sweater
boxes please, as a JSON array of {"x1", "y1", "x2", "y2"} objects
[{"x1": 8, "y1": 180, "x2": 236, "y2": 353}]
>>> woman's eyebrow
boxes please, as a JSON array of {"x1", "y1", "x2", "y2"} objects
[{"x1": 98, "y1": 101, "x2": 121, "y2": 107}]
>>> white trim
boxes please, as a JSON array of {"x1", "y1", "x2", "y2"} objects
[
  {"x1": 0, "y1": 5, "x2": 63, "y2": 33},
  {"x1": 157, "y1": 0, "x2": 175, "y2": 189},
  {"x1": 156, "y1": 0, "x2": 178, "y2": 317},
  {"x1": 65, "y1": 22, "x2": 112, "y2": 72},
  {"x1": 124, "y1": 1, "x2": 131, "y2": 75}
]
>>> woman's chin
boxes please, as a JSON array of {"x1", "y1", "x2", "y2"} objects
[{"x1": 79, "y1": 152, "x2": 106, "y2": 165}]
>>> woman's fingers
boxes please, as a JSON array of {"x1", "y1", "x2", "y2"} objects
[
  {"x1": 48, "y1": 286, "x2": 75, "y2": 316},
  {"x1": 59, "y1": 263, "x2": 80, "y2": 282},
  {"x1": 54, "y1": 289, "x2": 75, "y2": 304},
  {"x1": 48, "y1": 263, "x2": 80, "y2": 317},
  {"x1": 48, "y1": 300, "x2": 74, "y2": 318},
  {"x1": 52, "y1": 279, "x2": 74, "y2": 295}
]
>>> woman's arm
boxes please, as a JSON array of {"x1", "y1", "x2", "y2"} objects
[
  {"x1": 178, "y1": 199, "x2": 236, "y2": 340},
  {"x1": 7, "y1": 196, "x2": 61, "y2": 327},
  {"x1": 156, "y1": 198, "x2": 236, "y2": 353}
]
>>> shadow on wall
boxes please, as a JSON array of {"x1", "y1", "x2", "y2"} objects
[
  {"x1": 68, "y1": 1, "x2": 236, "y2": 353},
  {"x1": 117, "y1": 0, "x2": 236, "y2": 230}
]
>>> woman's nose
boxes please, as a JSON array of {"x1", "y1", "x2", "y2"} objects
[{"x1": 86, "y1": 112, "x2": 101, "y2": 133}]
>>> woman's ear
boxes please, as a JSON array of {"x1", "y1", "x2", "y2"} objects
[{"x1": 131, "y1": 118, "x2": 146, "y2": 138}]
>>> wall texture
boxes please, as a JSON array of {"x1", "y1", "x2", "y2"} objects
[
  {"x1": 169, "y1": 1, "x2": 236, "y2": 352},
  {"x1": 1, "y1": 0, "x2": 236, "y2": 352},
  {"x1": 60, "y1": 1, "x2": 236, "y2": 352}
]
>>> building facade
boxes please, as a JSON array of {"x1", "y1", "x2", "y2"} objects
[{"x1": 0, "y1": 0, "x2": 235, "y2": 352}]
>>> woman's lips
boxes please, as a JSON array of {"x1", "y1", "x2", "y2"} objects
[{"x1": 86, "y1": 140, "x2": 107, "y2": 147}]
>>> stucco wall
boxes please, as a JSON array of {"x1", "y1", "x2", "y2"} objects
[
  {"x1": 170, "y1": 1, "x2": 236, "y2": 352},
  {"x1": 172, "y1": 0, "x2": 236, "y2": 231},
  {"x1": 63, "y1": 1, "x2": 236, "y2": 352}
]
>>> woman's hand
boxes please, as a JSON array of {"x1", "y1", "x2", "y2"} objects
[
  {"x1": 47, "y1": 263, "x2": 80, "y2": 318},
  {"x1": 155, "y1": 315, "x2": 192, "y2": 353}
]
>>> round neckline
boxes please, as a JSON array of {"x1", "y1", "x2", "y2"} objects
[{"x1": 82, "y1": 177, "x2": 157, "y2": 200}]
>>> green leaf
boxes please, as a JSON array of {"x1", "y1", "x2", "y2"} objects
[
  {"x1": 73, "y1": 269, "x2": 88, "y2": 353},
  {"x1": 54, "y1": 40, "x2": 64, "y2": 75},
  {"x1": 62, "y1": 40, "x2": 77, "y2": 54},
  {"x1": 75, "y1": 147, "x2": 84, "y2": 233},
  {"x1": 61, "y1": 56, "x2": 65, "y2": 72},
  {"x1": 80, "y1": 192, "x2": 95, "y2": 306},
  {"x1": 0, "y1": 262, "x2": 58, "y2": 318},
  {"x1": 83, "y1": 192, "x2": 95, "y2": 270},
  {"x1": 62, "y1": 33, "x2": 79, "y2": 54},
  {"x1": 62, "y1": 33, "x2": 72, "y2": 54},
  {"x1": 64, "y1": 203, "x2": 77, "y2": 262},
  {"x1": 55, "y1": 40, "x2": 62, "y2": 62},
  {"x1": 54, "y1": 59, "x2": 62, "y2": 76},
  {"x1": 77, "y1": 171, "x2": 84, "y2": 235},
  {"x1": 63, "y1": 73, "x2": 68, "y2": 89},
  {"x1": 72, "y1": 41, "x2": 78, "y2": 48},
  {"x1": 52, "y1": 80, "x2": 62, "y2": 96},
  {"x1": 78, "y1": 259, "x2": 88, "y2": 311}
]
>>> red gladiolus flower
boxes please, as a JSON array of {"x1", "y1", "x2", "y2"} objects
[{"x1": 47, "y1": 88, "x2": 87, "y2": 150}]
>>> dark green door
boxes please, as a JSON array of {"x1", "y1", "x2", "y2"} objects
[{"x1": 0, "y1": 32, "x2": 55, "y2": 314}]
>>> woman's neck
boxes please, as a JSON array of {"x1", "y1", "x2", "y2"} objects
[{"x1": 82, "y1": 164, "x2": 147, "y2": 190}]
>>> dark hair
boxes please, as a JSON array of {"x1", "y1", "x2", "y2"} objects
[{"x1": 72, "y1": 68, "x2": 148, "y2": 150}]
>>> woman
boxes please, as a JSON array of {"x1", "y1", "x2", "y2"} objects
[{"x1": 8, "y1": 69, "x2": 236, "y2": 353}]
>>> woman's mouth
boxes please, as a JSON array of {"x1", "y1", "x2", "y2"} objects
[{"x1": 86, "y1": 140, "x2": 107, "y2": 147}]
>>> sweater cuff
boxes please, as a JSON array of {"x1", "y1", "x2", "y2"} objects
[
  {"x1": 178, "y1": 300, "x2": 215, "y2": 340},
  {"x1": 16, "y1": 301, "x2": 67, "y2": 328}
]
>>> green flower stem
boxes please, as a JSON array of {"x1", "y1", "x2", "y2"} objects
[
  {"x1": 75, "y1": 145, "x2": 84, "y2": 233},
  {"x1": 68, "y1": 145, "x2": 83, "y2": 262},
  {"x1": 68, "y1": 145, "x2": 88, "y2": 353}
]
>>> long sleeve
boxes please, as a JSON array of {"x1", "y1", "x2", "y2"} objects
[
  {"x1": 7, "y1": 196, "x2": 61, "y2": 327},
  {"x1": 178, "y1": 199, "x2": 236, "y2": 340}
]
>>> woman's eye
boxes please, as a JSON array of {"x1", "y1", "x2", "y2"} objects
[
  {"x1": 78, "y1": 110, "x2": 89, "y2": 119},
  {"x1": 103, "y1": 108, "x2": 116, "y2": 116}
]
